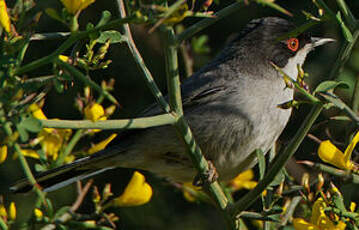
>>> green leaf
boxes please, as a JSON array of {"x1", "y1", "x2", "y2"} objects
[
  {"x1": 336, "y1": 11, "x2": 353, "y2": 42},
  {"x1": 256, "y1": 149, "x2": 265, "y2": 180},
  {"x1": 191, "y1": 35, "x2": 210, "y2": 54},
  {"x1": 21, "y1": 116, "x2": 43, "y2": 132},
  {"x1": 98, "y1": 31, "x2": 127, "y2": 44},
  {"x1": 54, "y1": 206, "x2": 71, "y2": 219},
  {"x1": 96, "y1": 11, "x2": 112, "y2": 27},
  {"x1": 330, "y1": 115, "x2": 351, "y2": 121},
  {"x1": 45, "y1": 8, "x2": 65, "y2": 24},
  {"x1": 54, "y1": 79, "x2": 64, "y2": 93},
  {"x1": 34, "y1": 163, "x2": 46, "y2": 172},
  {"x1": 255, "y1": 0, "x2": 292, "y2": 16},
  {"x1": 16, "y1": 123, "x2": 29, "y2": 142},
  {"x1": 269, "y1": 169, "x2": 285, "y2": 187},
  {"x1": 314, "y1": 80, "x2": 349, "y2": 94}
]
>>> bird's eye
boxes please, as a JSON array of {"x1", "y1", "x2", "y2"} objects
[{"x1": 287, "y1": 38, "x2": 299, "y2": 51}]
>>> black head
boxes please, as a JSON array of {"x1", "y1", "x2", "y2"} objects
[{"x1": 229, "y1": 17, "x2": 334, "y2": 71}]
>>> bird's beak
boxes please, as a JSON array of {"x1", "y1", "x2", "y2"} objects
[{"x1": 311, "y1": 37, "x2": 336, "y2": 47}]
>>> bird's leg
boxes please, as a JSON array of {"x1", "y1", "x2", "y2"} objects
[{"x1": 193, "y1": 160, "x2": 219, "y2": 186}]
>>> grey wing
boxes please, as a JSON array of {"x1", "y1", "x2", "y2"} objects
[{"x1": 142, "y1": 72, "x2": 228, "y2": 116}]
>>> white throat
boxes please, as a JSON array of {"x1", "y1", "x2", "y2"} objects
[{"x1": 281, "y1": 43, "x2": 312, "y2": 80}]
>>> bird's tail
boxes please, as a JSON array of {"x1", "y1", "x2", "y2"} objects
[{"x1": 10, "y1": 145, "x2": 124, "y2": 193}]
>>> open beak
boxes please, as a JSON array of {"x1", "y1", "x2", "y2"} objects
[{"x1": 311, "y1": 37, "x2": 336, "y2": 47}]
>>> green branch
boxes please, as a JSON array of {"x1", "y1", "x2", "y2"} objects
[
  {"x1": 336, "y1": 0, "x2": 357, "y2": 30},
  {"x1": 0, "y1": 217, "x2": 7, "y2": 230},
  {"x1": 175, "y1": 1, "x2": 243, "y2": 44},
  {"x1": 40, "y1": 114, "x2": 176, "y2": 129},
  {"x1": 163, "y1": 26, "x2": 232, "y2": 227},
  {"x1": 117, "y1": 0, "x2": 171, "y2": 114},
  {"x1": 56, "y1": 60, "x2": 118, "y2": 105},
  {"x1": 303, "y1": 161, "x2": 359, "y2": 184},
  {"x1": 320, "y1": 93, "x2": 359, "y2": 126},
  {"x1": 56, "y1": 129, "x2": 83, "y2": 166},
  {"x1": 2, "y1": 122, "x2": 47, "y2": 205},
  {"x1": 329, "y1": 31, "x2": 359, "y2": 80},
  {"x1": 228, "y1": 103, "x2": 323, "y2": 217},
  {"x1": 30, "y1": 32, "x2": 71, "y2": 41},
  {"x1": 13, "y1": 16, "x2": 137, "y2": 76}
]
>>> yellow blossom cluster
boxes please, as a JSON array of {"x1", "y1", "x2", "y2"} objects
[
  {"x1": 20, "y1": 104, "x2": 73, "y2": 163},
  {"x1": 293, "y1": 198, "x2": 346, "y2": 230}
]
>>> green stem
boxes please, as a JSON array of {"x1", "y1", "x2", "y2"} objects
[
  {"x1": 329, "y1": 30, "x2": 359, "y2": 80},
  {"x1": 164, "y1": 27, "x2": 182, "y2": 114},
  {"x1": 228, "y1": 103, "x2": 323, "y2": 217},
  {"x1": 305, "y1": 162, "x2": 359, "y2": 183},
  {"x1": 320, "y1": 93, "x2": 359, "y2": 125},
  {"x1": 56, "y1": 129, "x2": 83, "y2": 166},
  {"x1": 14, "y1": 16, "x2": 137, "y2": 76},
  {"x1": 352, "y1": 76, "x2": 359, "y2": 112},
  {"x1": 117, "y1": 0, "x2": 170, "y2": 113},
  {"x1": 163, "y1": 26, "x2": 233, "y2": 228},
  {"x1": 30, "y1": 32, "x2": 70, "y2": 41},
  {"x1": 175, "y1": 1, "x2": 243, "y2": 44},
  {"x1": 16, "y1": 38, "x2": 30, "y2": 66},
  {"x1": 56, "y1": 60, "x2": 118, "y2": 105},
  {"x1": 40, "y1": 114, "x2": 176, "y2": 129},
  {"x1": 2, "y1": 122, "x2": 47, "y2": 205},
  {"x1": 336, "y1": 0, "x2": 357, "y2": 30},
  {"x1": 0, "y1": 217, "x2": 7, "y2": 230},
  {"x1": 281, "y1": 196, "x2": 302, "y2": 225}
]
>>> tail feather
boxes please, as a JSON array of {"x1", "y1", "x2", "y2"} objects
[{"x1": 10, "y1": 145, "x2": 125, "y2": 193}]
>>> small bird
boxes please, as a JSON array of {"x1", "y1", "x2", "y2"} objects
[{"x1": 12, "y1": 17, "x2": 333, "y2": 193}]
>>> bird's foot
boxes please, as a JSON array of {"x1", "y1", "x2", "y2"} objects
[{"x1": 193, "y1": 160, "x2": 219, "y2": 187}]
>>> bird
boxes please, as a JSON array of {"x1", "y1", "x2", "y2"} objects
[{"x1": 11, "y1": 17, "x2": 334, "y2": 193}]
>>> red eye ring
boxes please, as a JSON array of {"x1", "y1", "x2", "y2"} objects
[{"x1": 287, "y1": 38, "x2": 299, "y2": 51}]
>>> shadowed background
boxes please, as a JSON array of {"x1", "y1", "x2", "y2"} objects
[{"x1": 1, "y1": 0, "x2": 359, "y2": 229}]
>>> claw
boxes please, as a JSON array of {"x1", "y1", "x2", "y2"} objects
[{"x1": 192, "y1": 160, "x2": 219, "y2": 186}]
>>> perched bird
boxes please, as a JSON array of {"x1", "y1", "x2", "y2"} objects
[{"x1": 12, "y1": 17, "x2": 333, "y2": 193}]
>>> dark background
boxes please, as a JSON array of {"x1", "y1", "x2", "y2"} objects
[{"x1": 2, "y1": 0, "x2": 359, "y2": 229}]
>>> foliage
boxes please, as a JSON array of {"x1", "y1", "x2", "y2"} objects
[{"x1": 1, "y1": 0, "x2": 359, "y2": 229}]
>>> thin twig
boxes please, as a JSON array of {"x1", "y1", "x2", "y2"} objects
[
  {"x1": 71, "y1": 180, "x2": 93, "y2": 212},
  {"x1": 40, "y1": 114, "x2": 176, "y2": 129},
  {"x1": 116, "y1": 0, "x2": 171, "y2": 114}
]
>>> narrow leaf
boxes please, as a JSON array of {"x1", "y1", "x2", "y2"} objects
[
  {"x1": 256, "y1": 149, "x2": 265, "y2": 180},
  {"x1": 314, "y1": 80, "x2": 349, "y2": 93},
  {"x1": 98, "y1": 31, "x2": 127, "y2": 44}
]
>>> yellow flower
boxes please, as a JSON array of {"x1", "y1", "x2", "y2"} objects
[
  {"x1": 229, "y1": 169, "x2": 258, "y2": 190},
  {"x1": 84, "y1": 103, "x2": 107, "y2": 133},
  {"x1": 318, "y1": 131, "x2": 359, "y2": 170},
  {"x1": 27, "y1": 103, "x2": 72, "y2": 161},
  {"x1": 88, "y1": 133, "x2": 117, "y2": 154},
  {"x1": 163, "y1": 4, "x2": 191, "y2": 25},
  {"x1": 8, "y1": 202, "x2": 15, "y2": 220},
  {"x1": 19, "y1": 149, "x2": 39, "y2": 159},
  {"x1": 112, "y1": 171, "x2": 152, "y2": 207},
  {"x1": 0, "y1": 204, "x2": 7, "y2": 218},
  {"x1": 84, "y1": 103, "x2": 105, "y2": 122},
  {"x1": 293, "y1": 198, "x2": 346, "y2": 230},
  {"x1": 58, "y1": 55, "x2": 69, "y2": 62},
  {"x1": 38, "y1": 128, "x2": 72, "y2": 158},
  {"x1": 34, "y1": 208, "x2": 43, "y2": 219},
  {"x1": 28, "y1": 103, "x2": 47, "y2": 120},
  {"x1": 0, "y1": 0, "x2": 11, "y2": 33},
  {"x1": 60, "y1": 0, "x2": 95, "y2": 14},
  {"x1": 182, "y1": 182, "x2": 201, "y2": 202},
  {"x1": 0, "y1": 145, "x2": 7, "y2": 163}
]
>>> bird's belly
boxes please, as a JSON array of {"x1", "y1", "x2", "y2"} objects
[{"x1": 189, "y1": 98, "x2": 292, "y2": 181}]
